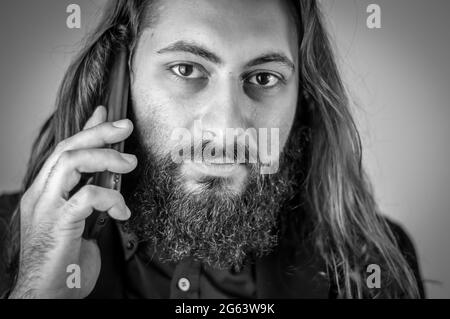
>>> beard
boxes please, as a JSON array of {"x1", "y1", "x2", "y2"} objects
[{"x1": 122, "y1": 123, "x2": 308, "y2": 270}]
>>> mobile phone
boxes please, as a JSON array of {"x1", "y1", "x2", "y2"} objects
[{"x1": 82, "y1": 48, "x2": 130, "y2": 240}]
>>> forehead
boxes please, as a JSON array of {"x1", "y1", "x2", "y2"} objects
[{"x1": 141, "y1": 0, "x2": 299, "y2": 62}]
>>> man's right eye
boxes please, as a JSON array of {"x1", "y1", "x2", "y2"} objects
[{"x1": 169, "y1": 63, "x2": 206, "y2": 80}]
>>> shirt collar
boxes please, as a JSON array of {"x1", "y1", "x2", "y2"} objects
[{"x1": 116, "y1": 221, "x2": 139, "y2": 261}]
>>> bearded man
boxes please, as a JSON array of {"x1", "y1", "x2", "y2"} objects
[{"x1": 0, "y1": 0, "x2": 424, "y2": 298}]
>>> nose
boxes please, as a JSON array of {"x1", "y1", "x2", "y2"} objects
[{"x1": 197, "y1": 76, "x2": 248, "y2": 144}]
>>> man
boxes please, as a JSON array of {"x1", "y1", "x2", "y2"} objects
[{"x1": 0, "y1": 0, "x2": 424, "y2": 298}]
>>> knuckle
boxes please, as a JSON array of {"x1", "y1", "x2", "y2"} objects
[
  {"x1": 105, "y1": 148, "x2": 121, "y2": 160},
  {"x1": 55, "y1": 139, "x2": 68, "y2": 153},
  {"x1": 96, "y1": 122, "x2": 111, "y2": 137},
  {"x1": 65, "y1": 185, "x2": 98, "y2": 216},
  {"x1": 82, "y1": 148, "x2": 95, "y2": 158},
  {"x1": 115, "y1": 190, "x2": 125, "y2": 203},
  {"x1": 112, "y1": 194, "x2": 126, "y2": 212},
  {"x1": 101, "y1": 149, "x2": 124, "y2": 167},
  {"x1": 58, "y1": 149, "x2": 75, "y2": 165},
  {"x1": 106, "y1": 189, "x2": 124, "y2": 206},
  {"x1": 20, "y1": 191, "x2": 33, "y2": 212},
  {"x1": 81, "y1": 184, "x2": 98, "y2": 201},
  {"x1": 83, "y1": 123, "x2": 110, "y2": 146},
  {"x1": 64, "y1": 200, "x2": 80, "y2": 221}
]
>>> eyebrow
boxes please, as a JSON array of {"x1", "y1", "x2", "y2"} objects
[
  {"x1": 157, "y1": 41, "x2": 222, "y2": 64},
  {"x1": 156, "y1": 40, "x2": 295, "y2": 71}
]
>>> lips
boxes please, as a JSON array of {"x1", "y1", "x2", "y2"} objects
[{"x1": 184, "y1": 160, "x2": 244, "y2": 177}]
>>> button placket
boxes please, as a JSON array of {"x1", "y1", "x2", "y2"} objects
[
  {"x1": 116, "y1": 222, "x2": 138, "y2": 260},
  {"x1": 170, "y1": 258, "x2": 201, "y2": 299}
]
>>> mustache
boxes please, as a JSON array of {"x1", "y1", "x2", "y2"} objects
[{"x1": 175, "y1": 139, "x2": 260, "y2": 165}]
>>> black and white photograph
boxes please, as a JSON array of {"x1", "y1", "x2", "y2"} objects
[{"x1": 0, "y1": 0, "x2": 449, "y2": 307}]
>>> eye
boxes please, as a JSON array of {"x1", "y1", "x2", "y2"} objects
[
  {"x1": 170, "y1": 63, "x2": 206, "y2": 79},
  {"x1": 247, "y1": 72, "x2": 281, "y2": 88}
]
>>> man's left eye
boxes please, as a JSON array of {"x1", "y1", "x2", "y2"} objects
[
  {"x1": 170, "y1": 64, "x2": 205, "y2": 79},
  {"x1": 247, "y1": 73, "x2": 280, "y2": 88}
]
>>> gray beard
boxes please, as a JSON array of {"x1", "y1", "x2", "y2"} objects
[{"x1": 122, "y1": 126, "x2": 307, "y2": 270}]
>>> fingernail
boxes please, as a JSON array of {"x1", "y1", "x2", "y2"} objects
[
  {"x1": 121, "y1": 153, "x2": 137, "y2": 164},
  {"x1": 112, "y1": 119, "x2": 130, "y2": 129}
]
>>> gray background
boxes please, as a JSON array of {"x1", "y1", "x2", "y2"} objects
[{"x1": 0, "y1": 0, "x2": 449, "y2": 298}]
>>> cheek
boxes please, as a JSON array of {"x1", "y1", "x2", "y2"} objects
[
  {"x1": 131, "y1": 78, "x2": 194, "y2": 158},
  {"x1": 253, "y1": 85, "x2": 298, "y2": 151}
]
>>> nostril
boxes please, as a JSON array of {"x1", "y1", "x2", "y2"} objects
[{"x1": 203, "y1": 129, "x2": 217, "y2": 139}]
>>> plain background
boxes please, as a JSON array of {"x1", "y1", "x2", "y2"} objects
[{"x1": 0, "y1": 0, "x2": 449, "y2": 298}]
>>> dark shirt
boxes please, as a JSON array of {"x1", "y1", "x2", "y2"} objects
[
  {"x1": 0, "y1": 192, "x2": 425, "y2": 299},
  {"x1": 116, "y1": 223, "x2": 256, "y2": 298},
  {"x1": 81, "y1": 208, "x2": 333, "y2": 299}
]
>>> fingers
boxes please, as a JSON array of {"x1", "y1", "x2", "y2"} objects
[
  {"x1": 43, "y1": 148, "x2": 137, "y2": 200},
  {"x1": 63, "y1": 185, "x2": 131, "y2": 224},
  {"x1": 28, "y1": 106, "x2": 132, "y2": 202},
  {"x1": 83, "y1": 105, "x2": 107, "y2": 130},
  {"x1": 61, "y1": 118, "x2": 133, "y2": 151}
]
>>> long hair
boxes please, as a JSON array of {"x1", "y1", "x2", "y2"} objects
[{"x1": 8, "y1": 0, "x2": 420, "y2": 298}]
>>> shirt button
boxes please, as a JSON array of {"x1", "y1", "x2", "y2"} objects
[
  {"x1": 177, "y1": 277, "x2": 190, "y2": 292},
  {"x1": 126, "y1": 240, "x2": 135, "y2": 250}
]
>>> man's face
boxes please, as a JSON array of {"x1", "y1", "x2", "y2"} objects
[
  {"x1": 131, "y1": 0, "x2": 299, "y2": 195},
  {"x1": 126, "y1": 0, "x2": 301, "y2": 268}
]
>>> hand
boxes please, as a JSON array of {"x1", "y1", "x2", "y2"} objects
[{"x1": 9, "y1": 106, "x2": 137, "y2": 298}]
